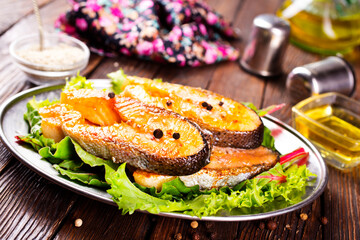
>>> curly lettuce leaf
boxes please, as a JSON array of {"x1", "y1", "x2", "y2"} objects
[
  {"x1": 54, "y1": 164, "x2": 109, "y2": 188},
  {"x1": 38, "y1": 136, "x2": 77, "y2": 164},
  {"x1": 262, "y1": 127, "x2": 276, "y2": 152},
  {"x1": 64, "y1": 73, "x2": 94, "y2": 90},
  {"x1": 106, "y1": 162, "x2": 316, "y2": 217},
  {"x1": 71, "y1": 139, "x2": 118, "y2": 170},
  {"x1": 106, "y1": 164, "x2": 188, "y2": 215},
  {"x1": 108, "y1": 69, "x2": 128, "y2": 94},
  {"x1": 19, "y1": 98, "x2": 58, "y2": 151}
]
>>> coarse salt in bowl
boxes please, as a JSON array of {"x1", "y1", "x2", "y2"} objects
[{"x1": 9, "y1": 33, "x2": 90, "y2": 85}]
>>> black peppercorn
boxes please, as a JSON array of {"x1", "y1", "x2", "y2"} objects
[
  {"x1": 153, "y1": 129, "x2": 163, "y2": 139},
  {"x1": 219, "y1": 101, "x2": 224, "y2": 106},
  {"x1": 166, "y1": 100, "x2": 172, "y2": 106},
  {"x1": 108, "y1": 92, "x2": 115, "y2": 98},
  {"x1": 173, "y1": 133, "x2": 180, "y2": 139},
  {"x1": 201, "y1": 102, "x2": 208, "y2": 107},
  {"x1": 206, "y1": 105, "x2": 213, "y2": 111}
]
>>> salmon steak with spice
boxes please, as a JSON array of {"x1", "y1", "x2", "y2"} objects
[
  {"x1": 118, "y1": 76, "x2": 264, "y2": 149},
  {"x1": 39, "y1": 89, "x2": 212, "y2": 176}
]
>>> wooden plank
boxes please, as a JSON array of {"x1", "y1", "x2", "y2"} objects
[
  {"x1": 89, "y1": 55, "x2": 162, "y2": 79},
  {"x1": 0, "y1": 0, "x2": 53, "y2": 35},
  {"x1": 53, "y1": 197, "x2": 153, "y2": 240},
  {"x1": 0, "y1": 142, "x2": 14, "y2": 173},
  {"x1": 322, "y1": 167, "x2": 360, "y2": 240},
  {"x1": 0, "y1": 160, "x2": 78, "y2": 240}
]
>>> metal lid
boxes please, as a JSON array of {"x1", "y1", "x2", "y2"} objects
[
  {"x1": 286, "y1": 56, "x2": 356, "y2": 102},
  {"x1": 240, "y1": 14, "x2": 290, "y2": 77}
]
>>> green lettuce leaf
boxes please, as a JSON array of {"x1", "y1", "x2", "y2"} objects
[
  {"x1": 54, "y1": 164, "x2": 109, "y2": 188},
  {"x1": 106, "y1": 164, "x2": 188, "y2": 215},
  {"x1": 64, "y1": 73, "x2": 94, "y2": 90},
  {"x1": 38, "y1": 137, "x2": 77, "y2": 164},
  {"x1": 106, "y1": 162, "x2": 316, "y2": 217},
  {"x1": 108, "y1": 69, "x2": 128, "y2": 94},
  {"x1": 262, "y1": 127, "x2": 276, "y2": 151},
  {"x1": 19, "y1": 98, "x2": 58, "y2": 151},
  {"x1": 71, "y1": 139, "x2": 118, "y2": 170},
  {"x1": 58, "y1": 159, "x2": 83, "y2": 171}
]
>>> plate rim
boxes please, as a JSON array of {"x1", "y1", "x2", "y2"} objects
[{"x1": 0, "y1": 80, "x2": 328, "y2": 221}]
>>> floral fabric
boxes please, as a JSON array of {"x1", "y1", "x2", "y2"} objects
[{"x1": 56, "y1": 0, "x2": 239, "y2": 67}]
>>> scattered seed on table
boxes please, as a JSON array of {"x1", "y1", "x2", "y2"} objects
[
  {"x1": 74, "y1": 218, "x2": 83, "y2": 227},
  {"x1": 321, "y1": 217, "x2": 328, "y2": 225},
  {"x1": 300, "y1": 213, "x2": 308, "y2": 221},
  {"x1": 191, "y1": 221, "x2": 198, "y2": 229}
]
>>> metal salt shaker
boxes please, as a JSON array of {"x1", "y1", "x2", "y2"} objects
[
  {"x1": 286, "y1": 56, "x2": 356, "y2": 101},
  {"x1": 240, "y1": 14, "x2": 290, "y2": 77}
]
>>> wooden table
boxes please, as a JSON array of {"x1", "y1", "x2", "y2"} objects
[{"x1": 0, "y1": 0, "x2": 359, "y2": 239}]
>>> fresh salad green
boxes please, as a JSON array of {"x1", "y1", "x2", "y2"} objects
[{"x1": 17, "y1": 72, "x2": 316, "y2": 217}]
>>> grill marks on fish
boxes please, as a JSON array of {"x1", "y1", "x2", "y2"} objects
[
  {"x1": 119, "y1": 76, "x2": 264, "y2": 149},
  {"x1": 41, "y1": 89, "x2": 211, "y2": 175},
  {"x1": 133, "y1": 146, "x2": 279, "y2": 190}
]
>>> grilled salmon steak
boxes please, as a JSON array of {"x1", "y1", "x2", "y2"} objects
[
  {"x1": 119, "y1": 76, "x2": 264, "y2": 149},
  {"x1": 133, "y1": 146, "x2": 279, "y2": 190},
  {"x1": 40, "y1": 90, "x2": 212, "y2": 176}
]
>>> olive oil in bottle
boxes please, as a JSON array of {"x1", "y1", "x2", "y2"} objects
[
  {"x1": 295, "y1": 104, "x2": 360, "y2": 170},
  {"x1": 277, "y1": 0, "x2": 360, "y2": 60}
]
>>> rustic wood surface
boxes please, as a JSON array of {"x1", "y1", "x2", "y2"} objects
[{"x1": 0, "y1": 0, "x2": 359, "y2": 239}]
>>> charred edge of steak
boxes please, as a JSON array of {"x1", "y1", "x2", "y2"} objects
[{"x1": 211, "y1": 121, "x2": 264, "y2": 149}]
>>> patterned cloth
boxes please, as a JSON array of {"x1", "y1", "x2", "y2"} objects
[{"x1": 56, "y1": 0, "x2": 239, "y2": 66}]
